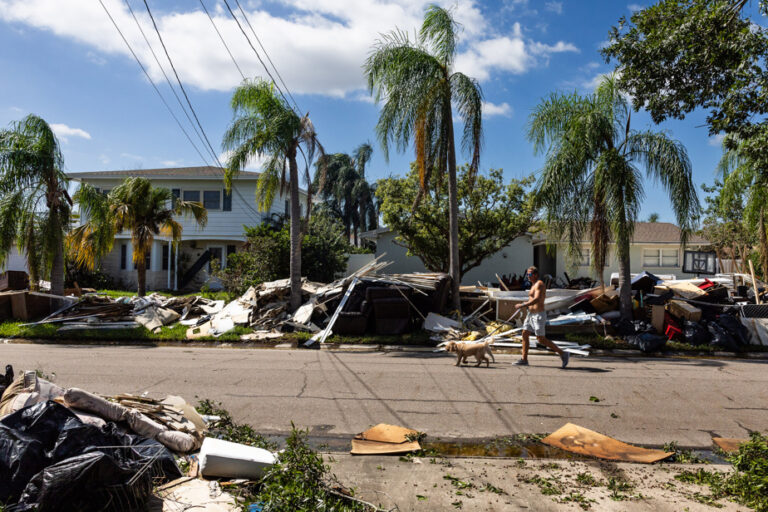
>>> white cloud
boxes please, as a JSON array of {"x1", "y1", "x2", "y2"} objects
[
  {"x1": 161, "y1": 160, "x2": 182, "y2": 167},
  {"x1": 50, "y1": 123, "x2": 91, "y2": 142},
  {"x1": 219, "y1": 150, "x2": 269, "y2": 172},
  {"x1": 0, "y1": 0, "x2": 576, "y2": 98},
  {"x1": 708, "y1": 133, "x2": 725, "y2": 147},
  {"x1": 482, "y1": 101, "x2": 512, "y2": 118},
  {"x1": 627, "y1": 4, "x2": 644, "y2": 12},
  {"x1": 545, "y1": 2, "x2": 563, "y2": 14},
  {"x1": 454, "y1": 23, "x2": 578, "y2": 81},
  {"x1": 86, "y1": 50, "x2": 106, "y2": 66}
]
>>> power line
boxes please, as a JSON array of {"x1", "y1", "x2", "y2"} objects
[
  {"x1": 97, "y1": 0, "x2": 211, "y2": 166},
  {"x1": 219, "y1": 0, "x2": 295, "y2": 112},
  {"x1": 141, "y1": 0, "x2": 223, "y2": 167},
  {"x1": 198, "y1": 0, "x2": 245, "y2": 81},
  {"x1": 232, "y1": 0, "x2": 301, "y2": 113},
  {"x1": 123, "y1": 0, "x2": 212, "y2": 163}
]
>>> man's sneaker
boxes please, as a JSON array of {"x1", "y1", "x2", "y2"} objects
[
  {"x1": 513, "y1": 359, "x2": 529, "y2": 366},
  {"x1": 560, "y1": 351, "x2": 570, "y2": 368}
]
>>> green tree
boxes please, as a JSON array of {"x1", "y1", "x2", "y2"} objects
[
  {"x1": 528, "y1": 74, "x2": 699, "y2": 320},
  {"x1": 365, "y1": 4, "x2": 483, "y2": 310},
  {"x1": 377, "y1": 164, "x2": 534, "y2": 277},
  {"x1": 69, "y1": 177, "x2": 207, "y2": 296},
  {"x1": 647, "y1": 213, "x2": 659, "y2": 223},
  {"x1": 602, "y1": 0, "x2": 768, "y2": 160},
  {"x1": 0, "y1": 114, "x2": 72, "y2": 295},
  {"x1": 314, "y1": 143, "x2": 377, "y2": 246},
  {"x1": 716, "y1": 136, "x2": 768, "y2": 279},
  {"x1": 699, "y1": 180, "x2": 754, "y2": 275},
  {"x1": 214, "y1": 213, "x2": 351, "y2": 294},
  {"x1": 223, "y1": 79, "x2": 323, "y2": 310}
]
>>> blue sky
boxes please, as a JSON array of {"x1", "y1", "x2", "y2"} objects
[{"x1": 0, "y1": 0, "x2": 741, "y2": 222}]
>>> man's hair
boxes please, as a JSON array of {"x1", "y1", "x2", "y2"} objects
[{"x1": 527, "y1": 266, "x2": 539, "y2": 275}]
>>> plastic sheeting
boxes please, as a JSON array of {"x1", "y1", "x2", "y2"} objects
[{"x1": 0, "y1": 401, "x2": 180, "y2": 511}]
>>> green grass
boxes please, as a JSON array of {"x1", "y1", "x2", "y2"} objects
[
  {"x1": 565, "y1": 332, "x2": 768, "y2": 353},
  {"x1": 0, "y1": 321, "x2": 253, "y2": 343},
  {"x1": 93, "y1": 289, "x2": 231, "y2": 301}
]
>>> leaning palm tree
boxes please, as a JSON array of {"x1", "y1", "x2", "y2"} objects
[
  {"x1": 69, "y1": 177, "x2": 207, "y2": 296},
  {"x1": 0, "y1": 114, "x2": 72, "y2": 295},
  {"x1": 717, "y1": 136, "x2": 768, "y2": 280},
  {"x1": 528, "y1": 74, "x2": 700, "y2": 320},
  {"x1": 223, "y1": 79, "x2": 323, "y2": 310},
  {"x1": 366, "y1": 4, "x2": 483, "y2": 311}
]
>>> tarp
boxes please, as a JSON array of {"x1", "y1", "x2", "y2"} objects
[{"x1": 0, "y1": 401, "x2": 181, "y2": 511}]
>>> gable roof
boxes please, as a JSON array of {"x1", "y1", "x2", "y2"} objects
[
  {"x1": 632, "y1": 222, "x2": 708, "y2": 244},
  {"x1": 67, "y1": 166, "x2": 261, "y2": 180}
]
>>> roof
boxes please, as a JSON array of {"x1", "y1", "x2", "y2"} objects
[
  {"x1": 67, "y1": 166, "x2": 261, "y2": 180},
  {"x1": 531, "y1": 222, "x2": 708, "y2": 245},
  {"x1": 632, "y1": 222, "x2": 708, "y2": 244}
]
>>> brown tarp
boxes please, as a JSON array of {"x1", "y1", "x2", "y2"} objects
[{"x1": 542, "y1": 423, "x2": 673, "y2": 463}]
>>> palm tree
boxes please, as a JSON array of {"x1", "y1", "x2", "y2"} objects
[
  {"x1": 528, "y1": 74, "x2": 699, "y2": 320},
  {"x1": 365, "y1": 4, "x2": 483, "y2": 311},
  {"x1": 223, "y1": 79, "x2": 323, "y2": 310},
  {"x1": 314, "y1": 143, "x2": 377, "y2": 245},
  {"x1": 0, "y1": 114, "x2": 72, "y2": 295},
  {"x1": 717, "y1": 136, "x2": 768, "y2": 280},
  {"x1": 69, "y1": 177, "x2": 207, "y2": 296}
]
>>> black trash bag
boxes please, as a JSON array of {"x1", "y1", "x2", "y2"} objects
[
  {"x1": 683, "y1": 320, "x2": 712, "y2": 346},
  {"x1": 715, "y1": 315, "x2": 751, "y2": 346},
  {"x1": 707, "y1": 322, "x2": 739, "y2": 352},
  {"x1": 626, "y1": 332, "x2": 667, "y2": 353},
  {"x1": 0, "y1": 401, "x2": 180, "y2": 511},
  {"x1": 615, "y1": 319, "x2": 654, "y2": 336},
  {"x1": 0, "y1": 364, "x2": 13, "y2": 396}
]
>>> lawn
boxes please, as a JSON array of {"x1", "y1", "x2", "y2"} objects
[{"x1": 93, "y1": 289, "x2": 232, "y2": 301}]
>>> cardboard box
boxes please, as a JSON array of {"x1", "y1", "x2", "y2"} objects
[
  {"x1": 651, "y1": 305, "x2": 666, "y2": 334},
  {"x1": 668, "y1": 300, "x2": 701, "y2": 322},
  {"x1": 590, "y1": 294, "x2": 619, "y2": 314}
]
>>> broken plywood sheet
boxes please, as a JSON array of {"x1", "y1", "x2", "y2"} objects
[
  {"x1": 664, "y1": 281, "x2": 706, "y2": 299},
  {"x1": 350, "y1": 439, "x2": 421, "y2": 455},
  {"x1": 542, "y1": 423, "x2": 673, "y2": 463},
  {"x1": 355, "y1": 423, "x2": 419, "y2": 444},
  {"x1": 713, "y1": 437, "x2": 747, "y2": 454}
]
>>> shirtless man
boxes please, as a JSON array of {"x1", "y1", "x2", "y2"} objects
[{"x1": 514, "y1": 266, "x2": 569, "y2": 368}]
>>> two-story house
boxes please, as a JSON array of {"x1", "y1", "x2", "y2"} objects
[{"x1": 69, "y1": 166, "x2": 308, "y2": 291}]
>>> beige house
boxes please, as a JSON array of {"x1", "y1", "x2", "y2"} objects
[
  {"x1": 69, "y1": 166, "x2": 308, "y2": 291},
  {"x1": 363, "y1": 222, "x2": 709, "y2": 285}
]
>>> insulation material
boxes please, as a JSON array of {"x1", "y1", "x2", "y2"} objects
[{"x1": 542, "y1": 423, "x2": 673, "y2": 463}]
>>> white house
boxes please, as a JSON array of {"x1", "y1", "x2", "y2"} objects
[
  {"x1": 69, "y1": 166, "x2": 308, "y2": 291},
  {"x1": 362, "y1": 222, "x2": 710, "y2": 285}
]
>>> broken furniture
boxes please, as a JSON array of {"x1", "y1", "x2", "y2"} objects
[{"x1": 0, "y1": 271, "x2": 28, "y2": 292}]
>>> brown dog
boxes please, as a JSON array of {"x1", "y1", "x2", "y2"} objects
[{"x1": 445, "y1": 340, "x2": 495, "y2": 367}]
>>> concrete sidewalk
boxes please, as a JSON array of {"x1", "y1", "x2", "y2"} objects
[{"x1": 2, "y1": 343, "x2": 766, "y2": 448}]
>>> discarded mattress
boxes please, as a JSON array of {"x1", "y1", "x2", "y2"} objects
[{"x1": 542, "y1": 423, "x2": 673, "y2": 464}]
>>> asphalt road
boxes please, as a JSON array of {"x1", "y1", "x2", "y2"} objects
[{"x1": 2, "y1": 343, "x2": 766, "y2": 448}]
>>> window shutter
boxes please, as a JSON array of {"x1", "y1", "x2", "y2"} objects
[
  {"x1": 162, "y1": 244, "x2": 169, "y2": 270},
  {"x1": 223, "y1": 190, "x2": 232, "y2": 211},
  {"x1": 171, "y1": 188, "x2": 180, "y2": 207},
  {"x1": 120, "y1": 244, "x2": 127, "y2": 270}
]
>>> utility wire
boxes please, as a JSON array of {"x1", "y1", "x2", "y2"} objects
[
  {"x1": 141, "y1": 0, "x2": 223, "y2": 166},
  {"x1": 220, "y1": 0, "x2": 294, "y2": 111},
  {"x1": 123, "y1": 0, "x2": 211, "y2": 162},
  {"x1": 198, "y1": 0, "x2": 246, "y2": 80},
  {"x1": 233, "y1": 0, "x2": 301, "y2": 113},
  {"x1": 97, "y1": 0, "x2": 211, "y2": 166}
]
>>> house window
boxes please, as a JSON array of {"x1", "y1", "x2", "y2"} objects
[
  {"x1": 284, "y1": 199, "x2": 290, "y2": 217},
  {"x1": 120, "y1": 244, "x2": 127, "y2": 270},
  {"x1": 171, "y1": 188, "x2": 180, "y2": 207},
  {"x1": 223, "y1": 190, "x2": 232, "y2": 211},
  {"x1": 643, "y1": 249, "x2": 679, "y2": 267},
  {"x1": 203, "y1": 190, "x2": 221, "y2": 210},
  {"x1": 134, "y1": 250, "x2": 151, "y2": 270},
  {"x1": 577, "y1": 248, "x2": 590, "y2": 266},
  {"x1": 183, "y1": 190, "x2": 200, "y2": 203}
]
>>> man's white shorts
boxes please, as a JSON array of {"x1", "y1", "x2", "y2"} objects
[{"x1": 522, "y1": 311, "x2": 546, "y2": 336}]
